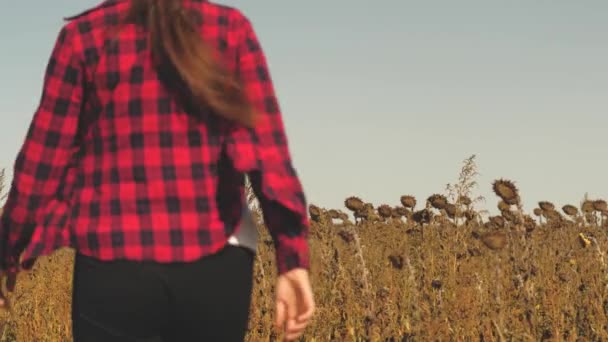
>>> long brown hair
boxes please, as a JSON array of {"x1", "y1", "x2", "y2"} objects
[{"x1": 126, "y1": 0, "x2": 258, "y2": 127}]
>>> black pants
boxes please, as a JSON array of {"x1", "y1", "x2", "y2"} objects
[{"x1": 72, "y1": 245, "x2": 254, "y2": 341}]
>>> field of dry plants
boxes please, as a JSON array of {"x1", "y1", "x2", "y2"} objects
[{"x1": 1, "y1": 155, "x2": 608, "y2": 341}]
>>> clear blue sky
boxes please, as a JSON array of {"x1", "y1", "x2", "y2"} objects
[{"x1": 1, "y1": 0, "x2": 606, "y2": 214}]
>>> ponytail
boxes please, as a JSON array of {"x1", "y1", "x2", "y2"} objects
[{"x1": 126, "y1": 0, "x2": 258, "y2": 127}]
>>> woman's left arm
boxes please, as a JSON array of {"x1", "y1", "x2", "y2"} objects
[{"x1": 0, "y1": 24, "x2": 83, "y2": 272}]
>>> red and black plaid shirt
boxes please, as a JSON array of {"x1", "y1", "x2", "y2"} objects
[{"x1": 0, "y1": 0, "x2": 309, "y2": 275}]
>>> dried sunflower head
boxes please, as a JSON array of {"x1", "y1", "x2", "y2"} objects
[
  {"x1": 544, "y1": 210, "x2": 562, "y2": 222},
  {"x1": 378, "y1": 204, "x2": 393, "y2": 218},
  {"x1": 344, "y1": 196, "x2": 364, "y2": 212},
  {"x1": 400, "y1": 195, "x2": 417, "y2": 209},
  {"x1": 492, "y1": 179, "x2": 520, "y2": 205},
  {"x1": 309, "y1": 204, "x2": 322, "y2": 221},
  {"x1": 562, "y1": 205, "x2": 578, "y2": 216},
  {"x1": 538, "y1": 201, "x2": 555, "y2": 212},
  {"x1": 481, "y1": 232, "x2": 507, "y2": 250},
  {"x1": 396, "y1": 206, "x2": 410, "y2": 216},
  {"x1": 498, "y1": 201, "x2": 511, "y2": 212},
  {"x1": 582, "y1": 200, "x2": 595, "y2": 213},
  {"x1": 328, "y1": 209, "x2": 340, "y2": 219},
  {"x1": 391, "y1": 207, "x2": 402, "y2": 218},
  {"x1": 428, "y1": 194, "x2": 448, "y2": 210},
  {"x1": 593, "y1": 200, "x2": 607, "y2": 212}
]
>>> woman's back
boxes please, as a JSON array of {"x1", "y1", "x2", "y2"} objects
[
  {"x1": 2, "y1": 0, "x2": 309, "y2": 274},
  {"x1": 62, "y1": 0, "x2": 246, "y2": 263}
]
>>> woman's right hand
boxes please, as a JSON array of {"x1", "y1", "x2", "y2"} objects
[{"x1": 275, "y1": 268, "x2": 315, "y2": 341}]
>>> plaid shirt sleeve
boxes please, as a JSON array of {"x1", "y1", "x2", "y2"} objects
[
  {"x1": 227, "y1": 12, "x2": 310, "y2": 275},
  {"x1": 0, "y1": 25, "x2": 82, "y2": 272}
]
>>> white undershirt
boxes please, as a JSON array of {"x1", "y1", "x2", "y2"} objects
[{"x1": 227, "y1": 201, "x2": 258, "y2": 253}]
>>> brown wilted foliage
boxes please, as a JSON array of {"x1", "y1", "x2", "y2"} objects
[
  {"x1": 338, "y1": 230, "x2": 354, "y2": 243},
  {"x1": 533, "y1": 208, "x2": 543, "y2": 217},
  {"x1": 489, "y1": 215, "x2": 506, "y2": 228},
  {"x1": 354, "y1": 203, "x2": 377, "y2": 223},
  {"x1": 464, "y1": 210, "x2": 476, "y2": 222},
  {"x1": 492, "y1": 179, "x2": 520, "y2": 205},
  {"x1": 338, "y1": 212, "x2": 349, "y2": 222},
  {"x1": 413, "y1": 209, "x2": 433, "y2": 225},
  {"x1": 444, "y1": 203, "x2": 457, "y2": 219},
  {"x1": 458, "y1": 195, "x2": 472, "y2": 206},
  {"x1": 523, "y1": 215, "x2": 537, "y2": 232},
  {"x1": 501, "y1": 209, "x2": 517, "y2": 223}
]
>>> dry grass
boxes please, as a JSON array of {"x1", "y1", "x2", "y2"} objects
[
  {"x1": 2, "y1": 157, "x2": 608, "y2": 341},
  {"x1": 2, "y1": 219, "x2": 608, "y2": 341}
]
